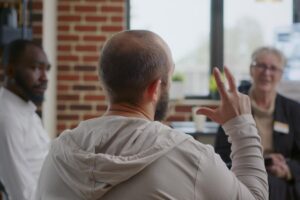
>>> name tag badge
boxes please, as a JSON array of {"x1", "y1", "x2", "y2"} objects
[{"x1": 274, "y1": 121, "x2": 289, "y2": 134}]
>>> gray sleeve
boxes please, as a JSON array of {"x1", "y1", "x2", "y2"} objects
[
  {"x1": 195, "y1": 114, "x2": 268, "y2": 200},
  {"x1": 223, "y1": 114, "x2": 268, "y2": 199}
]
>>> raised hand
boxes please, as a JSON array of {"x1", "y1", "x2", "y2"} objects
[{"x1": 196, "y1": 66, "x2": 251, "y2": 125}]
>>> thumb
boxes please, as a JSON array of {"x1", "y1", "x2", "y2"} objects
[{"x1": 196, "y1": 107, "x2": 217, "y2": 122}]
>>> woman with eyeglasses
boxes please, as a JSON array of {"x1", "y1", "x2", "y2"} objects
[{"x1": 214, "y1": 46, "x2": 300, "y2": 200}]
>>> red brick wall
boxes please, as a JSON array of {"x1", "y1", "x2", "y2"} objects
[
  {"x1": 31, "y1": 0, "x2": 43, "y2": 45},
  {"x1": 55, "y1": 0, "x2": 209, "y2": 135},
  {"x1": 0, "y1": 0, "x2": 210, "y2": 136},
  {"x1": 0, "y1": 0, "x2": 207, "y2": 135},
  {"x1": 56, "y1": 0, "x2": 126, "y2": 134}
]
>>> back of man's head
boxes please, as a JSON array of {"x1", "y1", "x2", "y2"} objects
[{"x1": 99, "y1": 30, "x2": 172, "y2": 105}]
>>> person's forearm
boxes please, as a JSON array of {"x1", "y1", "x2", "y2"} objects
[{"x1": 223, "y1": 114, "x2": 268, "y2": 200}]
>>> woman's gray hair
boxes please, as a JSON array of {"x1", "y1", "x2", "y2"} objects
[{"x1": 251, "y1": 46, "x2": 286, "y2": 67}]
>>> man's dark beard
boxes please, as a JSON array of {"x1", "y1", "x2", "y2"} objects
[
  {"x1": 154, "y1": 89, "x2": 169, "y2": 121},
  {"x1": 14, "y1": 73, "x2": 45, "y2": 105}
]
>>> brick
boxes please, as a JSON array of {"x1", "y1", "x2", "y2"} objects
[
  {"x1": 57, "y1": 124, "x2": 67, "y2": 132},
  {"x1": 31, "y1": 13, "x2": 42, "y2": 21},
  {"x1": 74, "y1": 65, "x2": 96, "y2": 72},
  {"x1": 58, "y1": 35, "x2": 79, "y2": 41},
  {"x1": 31, "y1": 0, "x2": 42, "y2": 3},
  {"x1": 165, "y1": 115, "x2": 187, "y2": 122},
  {"x1": 101, "y1": 6, "x2": 123, "y2": 13},
  {"x1": 33, "y1": 25, "x2": 42, "y2": 35},
  {"x1": 58, "y1": 25, "x2": 70, "y2": 32},
  {"x1": 74, "y1": 25, "x2": 97, "y2": 32},
  {"x1": 57, "y1": 84, "x2": 69, "y2": 91},
  {"x1": 83, "y1": 75, "x2": 99, "y2": 81},
  {"x1": 96, "y1": 105, "x2": 107, "y2": 111},
  {"x1": 73, "y1": 85, "x2": 97, "y2": 91},
  {"x1": 85, "y1": 16, "x2": 107, "y2": 22},
  {"x1": 58, "y1": 65, "x2": 71, "y2": 71},
  {"x1": 86, "y1": 0, "x2": 105, "y2": 2},
  {"x1": 83, "y1": 35, "x2": 106, "y2": 42},
  {"x1": 58, "y1": 75, "x2": 80, "y2": 81},
  {"x1": 83, "y1": 114, "x2": 99, "y2": 120},
  {"x1": 55, "y1": 0, "x2": 127, "y2": 135},
  {"x1": 84, "y1": 95, "x2": 105, "y2": 101},
  {"x1": 57, "y1": 94, "x2": 80, "y2": 101},
  {"x1": 58, "y1": 114, "x2": 79, "y2": 120},
  {"x1": 58, "y1": 15, "x2": 81, "y2": 22},
  {"x1": 200, "y1": 105, "x2": 218, "y2": 109},
  {"x1": 111, "y1": 16, "x2": 123, "y2": 22},
  {"x1": 70, "y1": 124, "x2": 79, "y2": 129},
  {"x1": 58, "y1": 55, "x2": 79, "y2": 62},
  {"x1": 57, "y1": 104, "x2": 67, "y2": 110},
  {"x1": 75, "y1": 5, "x2": 97, "y2": 12},
  {"x1": 101, "y1": 26, "x2": 123, "y2": 32},
  {"x1": 32, "y1": 1, "x2": 43, "y2": 10},
  {"x1": 70, "y1": 105, "x2": 92, "y2": 111},
  {"x1": 175, "y1": 105, "x2": 193, "y2": 113},
  {"x1": 58, "y1": 4, "x2": 70, "y2": 12},
  {"x1": 58, "y1": 45, "x2": 71, "y2": 52},
  {"x1": 75, "y1": 45, "x2": 97, "y2": 52},
  {"x1": 83, "y1": 56, "x2": 99, "y2": 62}
]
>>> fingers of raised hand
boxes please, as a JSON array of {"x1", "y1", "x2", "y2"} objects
[
  {"x1": 224, "y1": 66, "x2": 237, "y2": 93},
  {"x1": 197, "y1": 107, "x2": 220, "y2": 124},
  {"x1": 213, "y1": 68, "x2": 227, "y2": 99},
  {"x1": 210, "y1": 67, "x2": 251, "y2": 123}
]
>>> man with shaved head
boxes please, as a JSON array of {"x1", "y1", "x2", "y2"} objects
[{"x1": 35, "y1": 30, "x2": 268, "y2": 200}]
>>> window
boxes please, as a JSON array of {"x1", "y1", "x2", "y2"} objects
[
  {"x1": 129, "y1": 0, "x2": 295, "y2": 96},
  {"x1": 275, "y1": 24, "x2": 300, "y2": 80},
  {"x1": 129, "y1": 0, "x2": 211, "y2": 96},
  {"x1": 224, "y1": 0, "x2": 293, "y2": 84}
]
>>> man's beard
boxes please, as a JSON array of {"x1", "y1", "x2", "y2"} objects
[
  {"x1": 14, "y1": 73, "x2": 45, "y2": 105},
  {"x1": 154, "y1": 89, "x2": 169, "y2": 121}
]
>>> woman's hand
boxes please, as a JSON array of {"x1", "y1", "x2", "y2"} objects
[{"x1": 267, "y1": 153, "x2": 292, "y2": 180}]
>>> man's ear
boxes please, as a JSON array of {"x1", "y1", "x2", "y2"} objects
[{"x1": 146, "y1": 79, "x2": 161, "y2": 102}]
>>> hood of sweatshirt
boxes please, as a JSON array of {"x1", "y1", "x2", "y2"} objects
[{"x1": 49, "y1": 116, "x2": 189, "y2": 199}]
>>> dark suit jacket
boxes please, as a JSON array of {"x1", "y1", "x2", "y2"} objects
[{"x1": 215, "y1": 84, "x2": 300, "y2": 200}]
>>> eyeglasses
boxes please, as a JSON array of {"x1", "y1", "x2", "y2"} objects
[{"x1": 251, "y1": 62, "x2": 283, "y2": 75}]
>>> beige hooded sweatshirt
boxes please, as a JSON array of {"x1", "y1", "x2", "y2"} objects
[{"x1": 35, "y1": 115, "x2": 268, "y2": 200}]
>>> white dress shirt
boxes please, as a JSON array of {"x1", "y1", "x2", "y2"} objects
[{"x1": 0, "y1": 87, "x2": 49, "y2": 200}]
